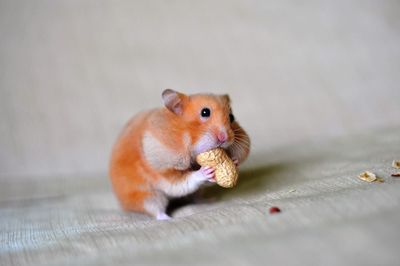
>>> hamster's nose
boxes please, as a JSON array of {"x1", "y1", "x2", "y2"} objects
[{"x1": 217, "y1": 132, "x2": 227, "y2": 143}]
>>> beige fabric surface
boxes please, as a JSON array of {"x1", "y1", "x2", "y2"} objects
[{"x1": 1, "y1": 128, "x2": 400, "y2": 265}]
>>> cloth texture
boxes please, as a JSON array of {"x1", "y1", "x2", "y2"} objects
[{"x1": 1, "y1": 128, "x2": 400, "y2": 265}]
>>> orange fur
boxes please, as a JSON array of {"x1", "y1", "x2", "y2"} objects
[{"x1": 109, "y1": 90, "x2": 250, "y2": 218}]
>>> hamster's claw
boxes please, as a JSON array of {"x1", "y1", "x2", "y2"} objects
[{"x1": 199, "y1": 166, "x2": 216, "y2": 182}]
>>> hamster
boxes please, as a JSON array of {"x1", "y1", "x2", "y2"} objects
[{"x1": 109, "y1": 89, "x2": 250, "y2": 220}]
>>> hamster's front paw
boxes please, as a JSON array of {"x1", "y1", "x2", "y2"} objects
[
  {"x1": 156, "y1": 213, "x2": 171, "y2": 221},
  {"x1": 195, "y1": 166, "x2": 216, "y2": 183}
]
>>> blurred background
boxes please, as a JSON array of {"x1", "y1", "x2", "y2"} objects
[{"x1": 1, "y1": 0, "x2": 399, "y2": 179}]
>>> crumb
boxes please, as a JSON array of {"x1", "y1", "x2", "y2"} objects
[
  {"x1": 269, "y1": 207, "x2": 281, "y2": 214},
  {"x1": 391, "y1": 172, "x2": 400, "y2": 177},
  {"x1": 392, "y1": 160, "x2": 400, "y2": 169},
  {"x1": 288, "y1": 189, "x2": 296, "y2": 193},
  {"x1": 358, "y1": 171, "x2": 377, "y2": 182}
]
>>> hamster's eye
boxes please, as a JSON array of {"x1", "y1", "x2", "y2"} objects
[
  {"x1": 229, "y1": 113, "x2": 235, "y2": 123},
  {"x1": 200, "y1": 108, "x2": 211, "y2": 118}
]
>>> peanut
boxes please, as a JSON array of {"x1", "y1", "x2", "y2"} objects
[{"x1": 196, "y1": 148, "x2": 238, "y2": 188}]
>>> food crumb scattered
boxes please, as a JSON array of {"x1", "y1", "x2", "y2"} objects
[
  {"x1": 392, "y1": 160, "x2": 400, "y2": 169},
  {"x1": 391, "y1": 172, "x2": 400, "y2": 177},
  {"x1": 269, "y1": 207, "x2": 281, "y2": 214},
  {"x1": 357, "y1": 171, "x2": 383, "y2": 183}
]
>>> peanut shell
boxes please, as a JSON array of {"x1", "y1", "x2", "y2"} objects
[
  {"x1": 357, "y1": 171, "x2": 377, "y2": 182},
  {"x1": 392, "y1": 160, "x2": 400, "y2": 169},
  {"x1": 196, "y1": 148, "x2": 238, "y2": 188}
]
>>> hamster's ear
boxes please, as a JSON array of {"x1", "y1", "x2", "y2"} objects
[
  {"x1": 162, "y1": 89, "x2": 187, "y2": 115},
  {"x1": 221, "y1": 94, "x2": 231, "y2": 104}
]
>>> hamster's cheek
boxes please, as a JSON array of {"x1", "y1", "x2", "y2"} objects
[{"x1": 192, "y1": 133, "x2": 218, "y2": 155}]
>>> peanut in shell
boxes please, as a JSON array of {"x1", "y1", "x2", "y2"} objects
[{"x1": 196, "y1": 148, "x2": 238, "y2": 188}]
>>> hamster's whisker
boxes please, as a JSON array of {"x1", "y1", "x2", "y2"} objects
[
  {"x1": 234, "y1": 137, "x2": 250, "y2": 146},
  {"x1": 234, "y1": 138, "x2": 250, "y2": 147},
  {"x1": 235, "y1": 142, "x2": 250, "y2": 150},
  {"x1": 233, "y1": 132, "x2": 250, "y2": 139},
  {"x1": 232, "y1": 141, "x2": 247, "y2": 154},
  {"x1": 235, "y1": 141, "x2": 250, "y2": 152},
  {"x1": 230, "y1": 144, "x2": 243, "y2": 157},
  {"x1": 235, "y1": 143, "x2": 249, "y2": 154},
  {"x1": 235, "y1": 133, "x2": 249, "y2": 139}
]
